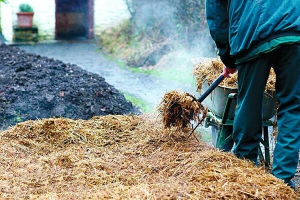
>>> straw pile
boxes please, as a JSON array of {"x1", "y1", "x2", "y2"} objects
[
  {"x1": 192, "y1": 58, "x2": 276, "y2": 91},
  {"x1": 0, "y1": 115, "x2": 297, "y2": 199},
  {"x1": 157, "y1": 90, "x2": 206, "y2": 129}
]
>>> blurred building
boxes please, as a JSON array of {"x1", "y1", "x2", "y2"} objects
[{"x1": 0, "y1": 0, "x2": 130, "y2": 42}]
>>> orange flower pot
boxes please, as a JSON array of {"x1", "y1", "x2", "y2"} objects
[{"x1": 17, "y1": 12, "x2": 34, "y2": 28}]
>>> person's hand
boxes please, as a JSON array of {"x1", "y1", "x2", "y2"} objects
[{"x1": 222, "y1": 66, "x2": 237, "y2": 78}]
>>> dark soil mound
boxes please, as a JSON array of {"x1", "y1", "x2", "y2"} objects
[{"x1": 0, "y1": 45, "x2": 139, "y2": 130}]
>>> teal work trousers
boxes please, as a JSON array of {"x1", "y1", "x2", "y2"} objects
[{"x1": 232, "y1": 44, "x2": 300, "y2": 181}]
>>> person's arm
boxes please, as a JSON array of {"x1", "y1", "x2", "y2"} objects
[{"x1": 206, "y1": 0, "x2": 236, "y2": 69}]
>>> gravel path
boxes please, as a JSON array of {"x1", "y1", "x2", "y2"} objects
[{"x1": 19, "y1": 40, "x2": 197, "y2": 111}]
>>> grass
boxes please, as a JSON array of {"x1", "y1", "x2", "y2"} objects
[
  {"x1": 102, "y1": 51, "x2": 196, "y2": 87},
  {"x1": 122, "y1": 92, "x2": 154, "y2": 113},
  {"x1": 154, "y1": 67, "x2": 195, "y2": 86}
]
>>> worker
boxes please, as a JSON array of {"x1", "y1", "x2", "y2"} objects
[{"x1": 205, "y1": 0, "x2": 300, "y2": 190}]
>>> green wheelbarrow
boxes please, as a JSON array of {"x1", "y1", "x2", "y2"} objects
[{"x1": 200, "y1": 82, "x2": 277, "y2": 167}]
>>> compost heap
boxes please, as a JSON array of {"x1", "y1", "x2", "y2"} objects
[
  {"x1": 0, "y1": 115, "x2": 297, "y2": 199},
  {"x1": 0, "y1": 45, "x2": 139, "y2": 130},
  {"x1": 192, "y1": 58, "x2": 276, "y2": 91}
]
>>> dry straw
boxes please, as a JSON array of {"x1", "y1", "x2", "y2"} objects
[
  {"x1": 192, "y1": 58, "x2": 276, "y2": 91},
  {"x1": 157, "y1": 90, "x2": 206, "y2": 129},
  {"x1": 0, "y1": 115, "x2": 297, "y2": 199}
]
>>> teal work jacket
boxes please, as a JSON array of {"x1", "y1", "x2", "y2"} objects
[{"x1": 205, "y1": 0, "x2": 300, "y2": 68}]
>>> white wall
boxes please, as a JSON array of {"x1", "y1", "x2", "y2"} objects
[
  {"x1": 1, "y1": 2, "x2": 14, "y2": 41},
  {"x1": 27, "y1": 0, "x2": 56, "y2": 40},
  {"x1": 1, "y1": 0, "x2": 130, "y2": 42},
  {"x1": 94, "y1": 0, "x2": 130, "y2": 34}
]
